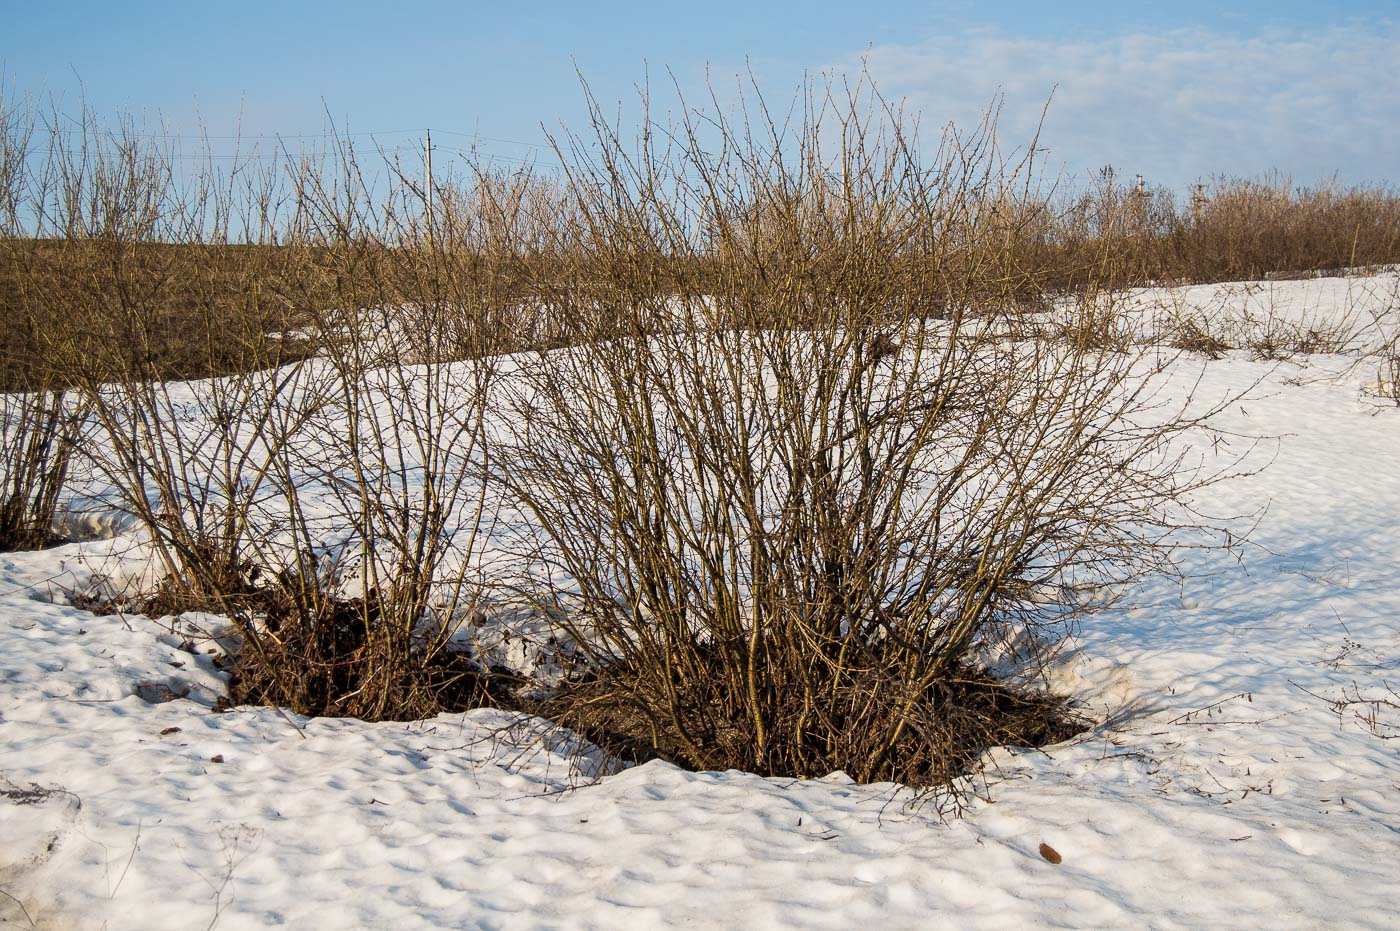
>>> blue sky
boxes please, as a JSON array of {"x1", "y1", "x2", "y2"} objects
[{"x1": 4, "y1": 1, "x2": 1396, "y2": 188}]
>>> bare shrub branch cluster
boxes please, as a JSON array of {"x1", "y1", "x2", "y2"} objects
[{"x1": 490, "y1": 75, "x2": 1248, "y2": 785}]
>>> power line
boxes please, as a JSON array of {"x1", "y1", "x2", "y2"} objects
[
  {"x1": 430, "y1": 128, "x2": 550, "y2": 150},
  {"x1": 32, "y1": 126, "x2": 563, "y2": 166},
  {"x1": 48, "y1": 127, "x2": 429, "y2": 141},
  {"x1": 22, "y1": 120, "x2": 569, "y2": 168},
  {"x1": 432, "y1": 145, "x2": 562, "y2": 167},
  {"x1": 45, "y1": 125, "x2": 559, "y2": 150}
]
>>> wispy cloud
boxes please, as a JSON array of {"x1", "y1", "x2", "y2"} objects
[{"x1": 841, "y1": 23, "x2": 1399, "y2": 188}]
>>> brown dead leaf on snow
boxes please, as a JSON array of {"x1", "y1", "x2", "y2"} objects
[{"x1": 1038, "y1": 842, "x2": 1063, "y2": 864}]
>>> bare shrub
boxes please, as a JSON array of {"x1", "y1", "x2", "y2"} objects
[
  {"x1": 0, "y1": 93, "x2": 85, "y2": 550},
  {"x1": 493, "y1": 75, "x2": 1240, "y2": 790},
  {"x1": 1374, "y1": 334, "x2": 1400, "y2": 404},
  {"x1": 1386, "y1": 358, "x2": 1400, "y2": 403},
  {"x1": 226, "y1": 142, "x2": 514, "y2": 719},
  {"x1": 0, "y1": 101, "x2": 511, "y2": 720},
  {"x1": 0, "y1": 388, "x2": 83, "y2": 550}
]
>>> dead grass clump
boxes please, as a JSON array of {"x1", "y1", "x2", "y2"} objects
[
  {"x1": 1165, "y1": 317, "x2": 1231, "y2": 358},
  {"x1": 72, "y1": 568, "x2": 513, "y2": 722},
  {"x1": 1237, "y1": 313, "x2": 1366, "y2": 360}
]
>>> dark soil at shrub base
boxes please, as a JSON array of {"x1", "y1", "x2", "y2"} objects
[
  {"x1": 69, "y1": 578, "x2": 514, "y2": 722},
  {"x1": 526, "y1": 660, "x2": 1090, "y2": 789},
  {"x1": 221, "y1": 636, "x2": 512, "y2": 721},
  {"x1": 0, "y1": 529, "x2": 69, "y2": 554},
  {"x1": 221, "y1": 593, "x2": 516, "y2": 722},
  {"x1": 205, "y1": 591, "x2": 1086, "y2": 790}
]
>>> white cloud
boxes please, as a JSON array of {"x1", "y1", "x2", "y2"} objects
[{"x1": 838, "y1": 23, "x2": 1400, "y2": 188}]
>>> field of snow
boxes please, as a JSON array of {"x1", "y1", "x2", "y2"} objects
[{"x1": 2, "y1": 274, "x2": 1399, "y2": 929}]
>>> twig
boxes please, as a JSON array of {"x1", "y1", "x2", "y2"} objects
[
  {"x1": 1163, "y1": 692, "x2": 1251, "y2": 725},
  {"x1": 0, "y1": 887, "x2": 38, "y2": 930},
  {"x1": 110, "y1": 818, "x2": 142, "y2": 899}
]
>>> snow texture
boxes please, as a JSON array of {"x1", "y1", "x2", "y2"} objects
[{"x1": 2, "y1": 273, "x2": 1399, "y2": 929}]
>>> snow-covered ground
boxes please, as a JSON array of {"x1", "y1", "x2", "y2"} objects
[{"x1": 2, "y1": 274, "x2": 1399, "y2": 929}]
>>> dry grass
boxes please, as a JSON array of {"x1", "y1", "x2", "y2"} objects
[{"x1": 1015, "y1": 170, "x2": 1400, "y2": 294}]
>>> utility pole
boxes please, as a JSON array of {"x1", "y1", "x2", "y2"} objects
[
  {"x1": 1133, "y1": 174, "x2": 1149, "y2": 230},
  {"x1": 425, "y1": 128, "x2": 434, "y2": 242}
]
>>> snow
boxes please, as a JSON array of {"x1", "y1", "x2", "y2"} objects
[
  {"x1": 1050, "y1": 270, "x2": 1400, "y2": 359},
  {"x1": 2, "y1": 273, "x2": 1399, "y2": 929}
]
